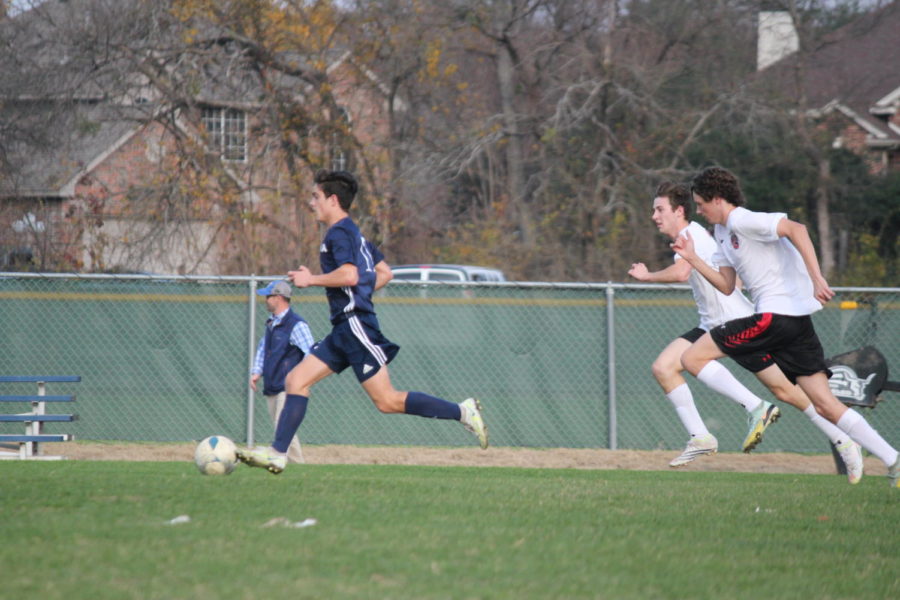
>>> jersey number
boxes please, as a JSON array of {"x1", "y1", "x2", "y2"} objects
[{"x1": 359, "y1": 237, "x2": 375, "y2": 273}]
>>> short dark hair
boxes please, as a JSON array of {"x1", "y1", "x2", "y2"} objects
[
  {"x1": 691, "y1": 167, "x2": 744, "y2": 206},
  {"x1": 655, "y1": 181, "x2": 692, "y2": 218},
  {"x1": 314, "y1": 169, "x2": 358, "y2": 210}
]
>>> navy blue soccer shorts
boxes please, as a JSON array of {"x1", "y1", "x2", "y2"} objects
[
  {"x1": 709, "y1": 313, "x2": 830, "y2": 384},
  {"x1": 311, "y1": 312, "x2": 400, "y2": 383}
]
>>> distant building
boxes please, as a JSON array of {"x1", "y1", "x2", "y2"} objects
[
  {"x1": 0, "y1": 1, "x2": 398, "y2": 273},
  {"x1": 757, "y1": 3, "x2": 900, "y2": 174}
]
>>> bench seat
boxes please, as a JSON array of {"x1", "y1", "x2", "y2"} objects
[
  {"x1": 0, "y1": 376, "x2": 81, "y2": 383},
  {"x1": 0, "y1": 434, "x2": 73, "y2": 443},
  {"x1": 0, "y1": 395, "x2": 76, "y2": 403},
  {"x1": 0, "y1": 376, "x2": 80, "y2": 459},
  {"x1": 0, "y1": 414, "x2": 78, "y2": 422}
]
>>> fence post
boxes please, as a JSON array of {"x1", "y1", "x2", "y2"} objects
[
  {"x1": 246, "y1": 275, "x2": 257, "y2": 446},
  {"x1": 606, "y1": 284, "x2": 617, "y2": 450}
]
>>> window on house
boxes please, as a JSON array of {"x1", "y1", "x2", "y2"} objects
[{"x1": 201, "y1": 106, "x2": 247, "y2": 161}]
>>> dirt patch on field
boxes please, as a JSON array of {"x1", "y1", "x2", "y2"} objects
[{"x1": 48, "y1": 441, "x2": 888, "y2": 477}]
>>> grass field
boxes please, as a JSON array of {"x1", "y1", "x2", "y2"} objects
[{"x1": 1, "y1": 460, "x2": 898, "y2": 599}]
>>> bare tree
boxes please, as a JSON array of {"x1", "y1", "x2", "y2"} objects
[
  {"x1": 2, "y1": 0, "x2": 889, "y2": 281},
  {"x1": 1, "y1": 0, "x2": 401, "y2": 274}
]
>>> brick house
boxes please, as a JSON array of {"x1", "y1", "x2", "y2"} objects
[
  {"x1": 0, "y1": 2, "x2": 397, "y2": 274},
  {"x1": 758, "y1": 2, "x2": 900, "y2": 175}
]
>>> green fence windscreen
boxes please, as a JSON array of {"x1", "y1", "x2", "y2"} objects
[{"x1": 1, "y1": 275, "x2": 897, "y2": 455}]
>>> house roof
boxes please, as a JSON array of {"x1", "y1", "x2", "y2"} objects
[
  {"x1": 0, "y1": 0, "x2": 406, "y2": 199},
  {"x1": 0, "y1": 101, "x2": 146, "y2": 197},
  {"x1": 758, "y1": 1, "x2": 900, "y2": 144}
]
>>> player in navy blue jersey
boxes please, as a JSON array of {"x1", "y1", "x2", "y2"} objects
[{"x1": 237, "y1": 170, "x2": 488, "y2": 474}]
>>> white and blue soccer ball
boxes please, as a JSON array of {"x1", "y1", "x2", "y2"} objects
[{"x1": 194, "y1": 435, "x2": 237, "y2": 475}]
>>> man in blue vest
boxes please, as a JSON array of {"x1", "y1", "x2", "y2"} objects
[{"x1": 249, "y1": 280, "x2": 314, "y2": 463}]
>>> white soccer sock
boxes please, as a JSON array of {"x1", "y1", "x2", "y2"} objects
[
  {"x1": 696, "y1": 360, "x2": 763, "y2": 413},
  {"x1": 836, "y1": 409, "x2": 899, "y2": 466},
  {"x1": 666, "y1": 383, "x2": 710, "y2": 438},
  {"x1": 802, "y1": 405, "x2": 847, "y2": 445}
]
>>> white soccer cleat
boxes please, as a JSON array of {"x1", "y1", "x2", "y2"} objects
[
  {"x1": 235, "y1": 446, "x2": 287, "y2": 474},
  {"x1": 835, "y1": 439, "x2": 864, "y2": 485},
  {"x1": 742, "y1": 401, "x2": 781, "y2": 453},
  {"x1": 460, "y1": 398, "x2": 488, "y2": 450},
  {"x1": 669, "y1": 434, "x2": 718, "y2": 468}
]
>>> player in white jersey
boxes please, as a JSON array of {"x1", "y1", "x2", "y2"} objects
[
  {"x1": 673, "y1": 167, "x2": 898, "y2": 488},
  {"x1": 630, "y1": 183, "x2": 864, "y2": 480}
]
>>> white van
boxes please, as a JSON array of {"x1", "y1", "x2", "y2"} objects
[{"x1": 390, "y1": 264, "x2": 507, "y2": 283}]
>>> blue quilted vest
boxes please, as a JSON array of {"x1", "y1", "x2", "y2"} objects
[{"x1": 262, "y1": 309, "x2": 306, "y2": 395}]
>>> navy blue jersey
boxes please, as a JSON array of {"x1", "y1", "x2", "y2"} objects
[{"x1": 320, "y1": 216, "x2": 385, "y2": 324}]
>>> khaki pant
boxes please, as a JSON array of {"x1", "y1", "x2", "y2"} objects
[{"x1": 266, "y1": 391, "x2": 304, "y2": 463}]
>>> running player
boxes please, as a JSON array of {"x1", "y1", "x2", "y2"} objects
[
  {"x1": 673, "y1": 166, "x2": 898, "y2": 488},
  {"x1": 236, "y1": 170, "x2": 488, "y2": 474},
  {"x1": 630, "y1": 182, "x2": 863, "y2": 481}
]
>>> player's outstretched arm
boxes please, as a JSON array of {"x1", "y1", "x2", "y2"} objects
[
  {"x1": 671, "y1": 231, "x2": 736, "y2": 294},
  {"x1": 776, "y1": 218, "x2": 835, "y2": 304},
  {"x1": 628, "y1": 260, "x2": 691, "y2": 283},
  {"x1": 289, "y1": 264, "x2": 358, "y2": 289}
]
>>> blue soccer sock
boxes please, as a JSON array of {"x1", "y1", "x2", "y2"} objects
[
  {"x1": 273, "y1": 394, "x2": 308, "y2": 453},
  {"x1": 404, "y1": 391, "x2": 462, "y2": 420}
]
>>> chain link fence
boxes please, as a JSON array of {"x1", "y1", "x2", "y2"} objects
[{"x1": 1, "y1": 273, "x2": 897, "y2": 454}]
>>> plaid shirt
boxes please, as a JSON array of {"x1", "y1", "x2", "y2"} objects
[{"x1": 250, "y1": 309, "x2": 314, "y2": 375}]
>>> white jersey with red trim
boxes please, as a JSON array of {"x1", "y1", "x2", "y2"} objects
[{"x1": 710, "y1": 207, "x2": 822, "y2": 316}]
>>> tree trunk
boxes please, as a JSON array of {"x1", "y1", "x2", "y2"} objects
[
  {"x1": 497, "y1": 37, "x2": 530, "y2": 245},
  {"x1": 816, "y1": 156, "x2": 834, "y2": 278}
]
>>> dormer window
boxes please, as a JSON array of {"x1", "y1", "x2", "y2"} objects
[{"x1": 201, "y1": 106, "x2": 247, "y2": 162}]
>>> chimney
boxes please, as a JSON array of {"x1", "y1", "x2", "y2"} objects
[{"x1": 757, "y1": 11, "x2": 799, "y2": 70}]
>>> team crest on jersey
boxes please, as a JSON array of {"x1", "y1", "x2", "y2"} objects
[{"x1": 730, "y1": 233, "x2": 740, "y2": 249}]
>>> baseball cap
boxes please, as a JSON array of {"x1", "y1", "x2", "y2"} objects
[{"x1": 257, "y1": 280, "x2": 292, "y2": 298}]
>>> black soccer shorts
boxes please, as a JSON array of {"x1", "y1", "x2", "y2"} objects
[{"x1": 709, "y1": 313, "x2": 830, "y2": 383}]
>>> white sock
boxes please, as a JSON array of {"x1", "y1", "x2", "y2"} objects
[
  {"x1": 836, "y1": 409, "x2": 899, "y2": 466},
  {"x1": 803, "y1": 405, "x2": 847, "y2": 445},
  {"x1": 696, "y1": 361, "x2": 764, "y2": 413},
  {"x1": 666, "y1": 383, "x2": 710, "y2": 438}
]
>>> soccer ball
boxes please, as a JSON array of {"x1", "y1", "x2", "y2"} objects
[{"x1": 194, "y1": 435, "x2": 237, "y2": 475}]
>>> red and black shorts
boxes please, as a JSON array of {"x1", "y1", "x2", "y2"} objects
[{"x1": 709, "y1": 313, "x2": 830, "y2": 383}]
